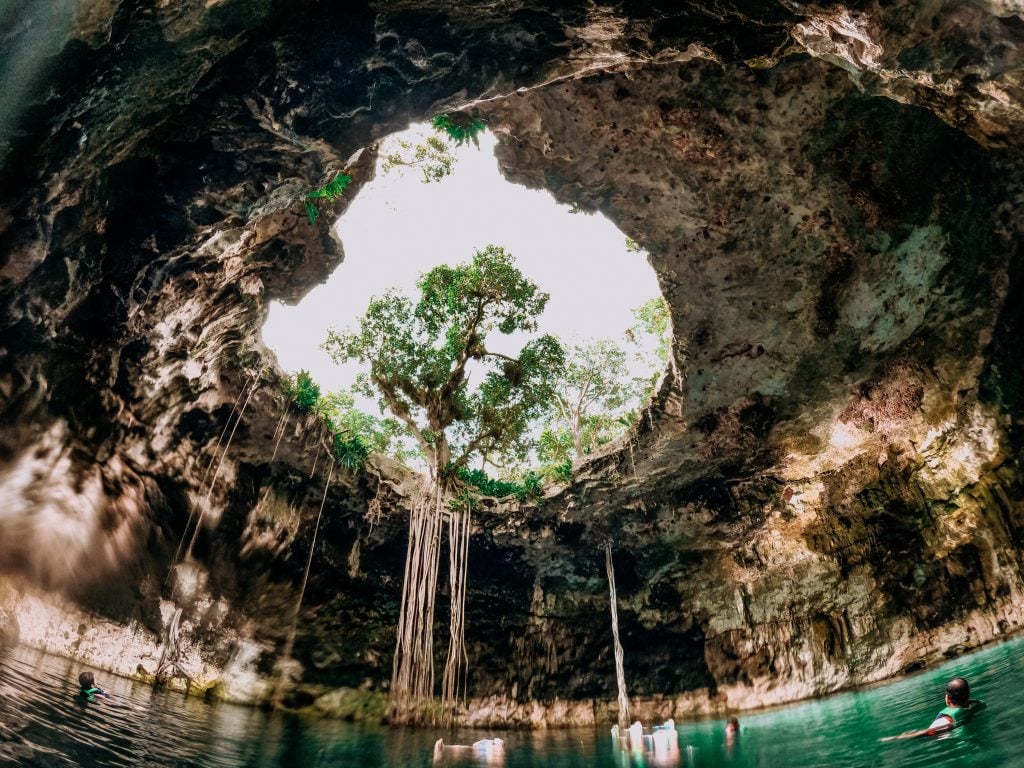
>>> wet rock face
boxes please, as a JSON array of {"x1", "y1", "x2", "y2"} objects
[{"x1": 1, "y1": 0, "x2": 1023, "y2": 722}]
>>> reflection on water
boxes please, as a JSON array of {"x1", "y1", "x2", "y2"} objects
[{"x1": 1, "y1": 635, "x2": 1023, "y2": 766}]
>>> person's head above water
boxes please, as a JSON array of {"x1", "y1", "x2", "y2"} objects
[
  {"x1": 726, "y1": 716, "x2": 740, "y2": 735},
  {"x1": 946, "y1": 677, "x2": 970, "y2": 707},
  {"x1": 78, "y1": 671, "x2": 95, "y2": 690}
]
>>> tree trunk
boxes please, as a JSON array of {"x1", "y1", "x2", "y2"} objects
[{"x1": 571, "y1": 410, "x2": 583, "y2": 459}]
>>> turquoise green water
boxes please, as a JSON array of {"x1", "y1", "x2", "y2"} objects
[{"x1": 1, "y1": 635, "x2": 1022, "y2": 766}]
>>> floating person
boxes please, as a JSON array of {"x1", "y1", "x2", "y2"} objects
[
  {"x1": 474, "y1": 738, "x2": 505, "y2": 764},
  {"x1": 650, "y1": 718, "x2": 680, "y2": 761},
  {"x1": 613, "y1": 719, "x2": 681, "y2": 766},
  {"x1": 628, "y1": 721, "x2": 644, "y2": 753},
  {"x1": 78, "y1": 671, "x2": 110, "y2": 702},
  {"x1": 881, "y1": 677, "x2": 986, "y2": 741},
  {"x1": 723, "y1": 716, "x2": 741, "y2": 759},
  {"x1": 433, "y1": 737, "x2": 505, "y2": 764}
]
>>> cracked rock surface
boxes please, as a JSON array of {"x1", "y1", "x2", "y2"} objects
[{"x1": 0, "y1": 0, "x2": 1022, "y2": 723}]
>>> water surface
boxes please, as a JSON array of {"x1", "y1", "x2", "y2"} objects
[{"x1": 1, "y1": 636, "x2": 1021, "y2": 766}]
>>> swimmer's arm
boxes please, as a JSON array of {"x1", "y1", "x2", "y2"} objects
[
  {"x1": 880, "y1": 715, "x2": 954, "y2": 741},
  {"x1": 880, "y1": 729, "x2": 930, "y2": 741}
]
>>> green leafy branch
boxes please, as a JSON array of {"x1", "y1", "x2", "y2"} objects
[
  {"x1": 381, "y1": 135, "x2": 455, "y2": 183},
  {"x1": 380, "y1": 115, "x2": 487, "y2": 184},
  {"x1": 282, "y1": 370, "x2": 321, "y2": 412},
  {"x1": 431, "y1": 114, "x2": 487, "y2": 147},
  {"x1": 453, "y1": 466, "x2": 544, "y2": 502},
  {"x1": 304, "y1": 172, "x2": 353, "y2": 225}
]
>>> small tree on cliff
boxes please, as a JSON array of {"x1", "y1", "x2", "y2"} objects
[
  {"x1": 322, "y1": 245, "x2": 562, "y2": 720},
  {"x1": 548, "y1": 338, "x2": 633, "y2": 460},
  {"x1": 627, "y1": 296, "x2": 672, "y2": 397}
]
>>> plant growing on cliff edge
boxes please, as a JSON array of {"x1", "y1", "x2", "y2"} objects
[
  {"x1": 304, "y1": 171, "x2": 352, "y2": 225},
  {"x1": 284, "y1": 370, "x2": 322, "y2": 412},
  {"x1": 430, "y1": 113, "x2": 486, "y2": 147},
  {"x1": 549, "y1": 458, "x2": 573, "y2": 483},
  {"x1": 454, "y1": 466, "x2": 543, "y2": 502},
  {"x1": 280, "y1": 374, "x2": 372, "y2": 471},
  {"x1": 332, "y1": 432, "x2": 370, "y2": 471},
  {"x1": 322, "y1": 245, "x2": 563, "y2": 722},
  {"x1": 319, "y1": 389, "x2": 415, "y2": 465}
]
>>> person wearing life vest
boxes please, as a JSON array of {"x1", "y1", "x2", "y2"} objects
[
  {"x1": 78, "y1": 671, "x2": 110, "y2": 702},
  {"x1": 926, "y1": 677, "x2": 974, "y2": 734},
  {"x1": 882, "y1": 677, "x2": 985, "y2": 741}
]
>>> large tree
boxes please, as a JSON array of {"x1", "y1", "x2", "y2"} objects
[
  {"x1": 324, "y1": 245, "x2": 562, "y2": 477},
  {"x1": 322, "y1": 245, "x2": 562, "y2": 720}
]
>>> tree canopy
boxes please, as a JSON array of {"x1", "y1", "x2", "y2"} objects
[
  {"x1": 547, "y1": 338, "x2": 633, "y2": 459},
  {"x1": 317, "y1": 389, "x2": 413, "y2": 463},
  {"x1": 379, "y1": 114, "x2": 487, "y2": 184},
  {"x1": 628, "y1": 296, "x2": 672, "y2": 385},
  {"x1": 322, "y1": 245, "x2": 563, "y2": 479}
]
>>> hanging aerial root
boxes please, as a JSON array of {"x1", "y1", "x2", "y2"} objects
[
  {"x1": 441, "y1": 499, "x2": 471, "y2": 720},
  {"x1": 168, "y1": 375, "x2": 254, "y2": 577},
  {"x1": 391, "y1": 480, "x2": 445, "y2": 724},
  {"x1": 270, "y1": 408, "x2": 291, "y2": 463},
  {"x1": 310, "y1": 439, "x2": 322, "y2": 478},
  {"x1": 390, "y1": 459, "x2": 476, "y2": 725},
  {"x1": 606, "y1": 542, "x2": 631, "y2": 730},
  {"x1": 273, "y1": 458, "x2": 336, "y2": 708},
  {"x1": 185, "y1": 381, "x2": 256, "y2": 559}
]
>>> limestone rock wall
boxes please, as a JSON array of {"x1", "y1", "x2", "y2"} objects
[{"x1": 0, "y1": 0, "x2": 1022, "y2": 723}]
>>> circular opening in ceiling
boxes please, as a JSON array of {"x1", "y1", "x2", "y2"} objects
[{"x1": 263, "y1": 121, "x2": 668, "y2": 474}]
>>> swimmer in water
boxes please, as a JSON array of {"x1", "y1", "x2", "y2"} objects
[
  {"x1": 725, "y1": 716, "x2": 740, "y2": 738},
  {"x1": 78, "y1": 671, "x2": 110, "y2": 702},
  {"x1": 882, "y1": 677, "x2": 985, "y2": 740},
  {"x1": 433, "y1": 737, "x2": 504, "y2": 764}
]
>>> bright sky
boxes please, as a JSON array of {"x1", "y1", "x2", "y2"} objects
[{"x1": 262, "y1": 124, "x2": 661, "y2": 409}]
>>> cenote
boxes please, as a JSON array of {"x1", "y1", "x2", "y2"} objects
[
  {"x1": 2, "y1": 2, "x2": 1024, "y2": 768},
  {"x1": 3, "y1": 637, "x2": 1023, "y2": 766}
]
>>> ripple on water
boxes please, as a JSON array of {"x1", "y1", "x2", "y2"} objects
[{"x1": 2, "y1": 636, "x2": 1024, "y2": 767}]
